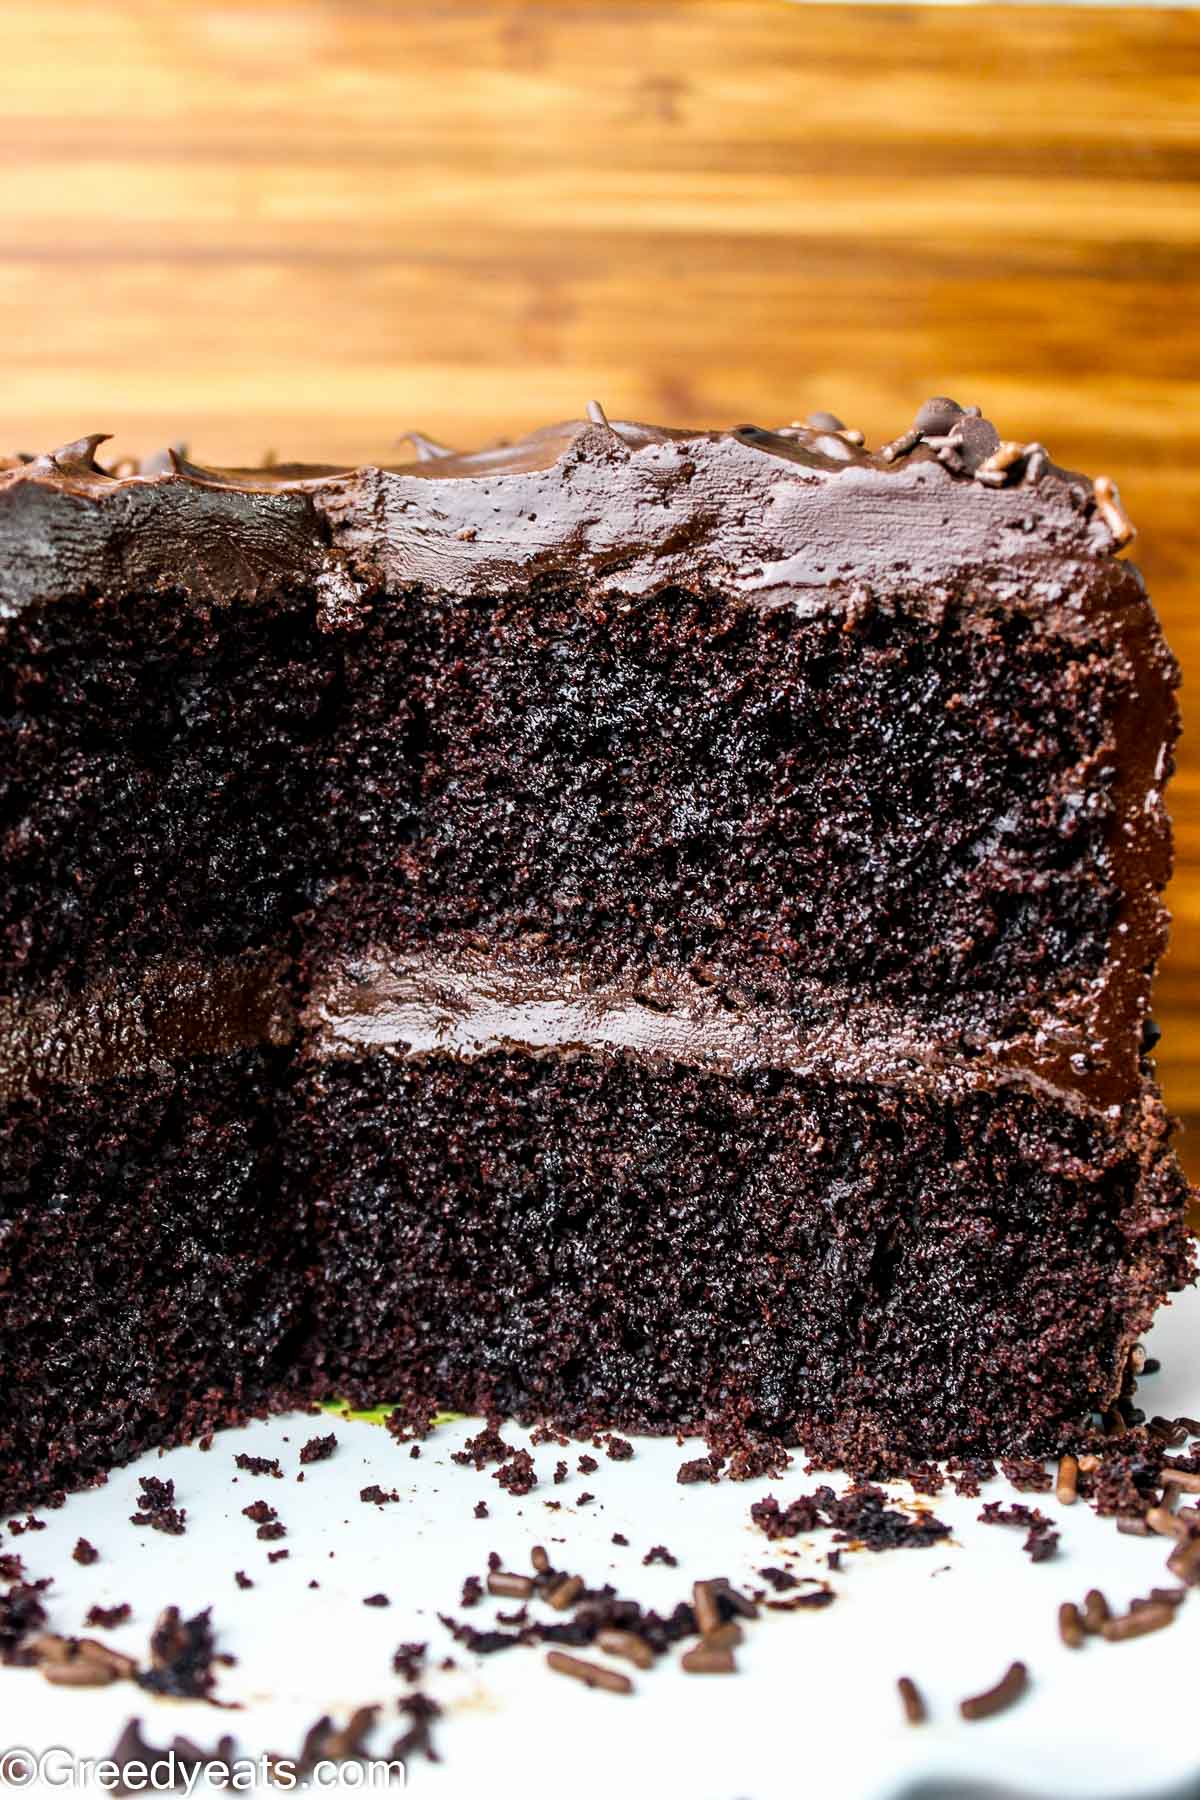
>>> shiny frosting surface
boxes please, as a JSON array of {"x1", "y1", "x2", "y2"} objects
[{"x1": 0, "y1": 401, "x2": 1127, "y2": 619}]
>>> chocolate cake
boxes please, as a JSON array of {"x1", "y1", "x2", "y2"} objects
[{"x1": 0, "y1": 401, "x2": 1192, "y2": 1509}]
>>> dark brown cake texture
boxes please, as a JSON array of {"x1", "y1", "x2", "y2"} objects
[{"x1": 0, "y1": 400, "x2": 1192, "y2": 1508}]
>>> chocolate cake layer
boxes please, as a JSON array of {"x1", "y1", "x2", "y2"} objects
[
  {"x1": 302, "y1": 1049, "x2": 1190, "y2": 1463},
  {"x1": 0, "y1": 401, "x2": 1191, "y2": 1508},
  {"x1": 0, "y1": 586, "x2": 346, "y2": 985},
  {"x1": 0, "y1": 1051, "x2": 306, "y2": 1507},
  {"x1": 1, "y1": 538, "x2": 1175, "y2": 1103},
  {"x1": 1, "y1": 1039, "x2": 1184, "y2": 1510}
]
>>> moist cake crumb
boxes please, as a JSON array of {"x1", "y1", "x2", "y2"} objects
[
  {"x1": 383, "y1": 1399, "x2": 441, "y2": 1445},
  {"x1": 495, "y1": 1452, "x2": 537, "y2": 1495},
  {"x1": 392, "y1": 1642, "x2": 427, "y2": 1681},
  {"x1": 678, "y1": 1454, "x2": 725, "y2": 1485},
  {"x1": 86, "y1": 1602, "x2": 132, "y2": 1629},
  {"x1": 359, "y1": 1485, "x2": 399, "y2": 1505},
  {"x1": 0, "y1": 1579, "x2": 50, "y2": 1663},
  {"x1": 299, "y1": 1433, "x2": 338, "y2": 1465},
  {"x1": 392, "y1": 1692, "x2": 442, "y2": 1764},
  {"x1": 234, "y1": 1454, "x2": 282, "y2": 1479},
  {"x1": 453, "y1": 1426, "x2": 515, "y2": 1470},
  {"x1": 978, "y1": 1502, "x2": 1060, "y2": 1562},
  {"x1": 759, "y1": 1567, "x2": 799, "y2": 1592},
  {"x1": 130, "y1": 1479, "x2": 186, "y2": 1537},
  {"x1": 947, "y1": 1458, "x2": 999, "y2": 1498},
  {"x1": 751, "y1": 1485, "x2": 951, "y2": 1551},
  {"x1": 999, "y1": 1457, "x2": 1054, "y2": 1494},
  {"x1": 136, "y1": 1606, "x2": 223, "y2": 1702},
  {"x1": 764, "y1": 1580, "x2": 835, "y2": 1612}
]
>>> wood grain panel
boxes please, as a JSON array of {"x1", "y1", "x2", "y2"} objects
[{"x1": 2, "y1": 0, "x2": 1199, "y2": 1169}]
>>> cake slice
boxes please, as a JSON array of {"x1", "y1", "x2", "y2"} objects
[{"x1": 0, "y1": 401, "x2": 1192, "y2": 1506}]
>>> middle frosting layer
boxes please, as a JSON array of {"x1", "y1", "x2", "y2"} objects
[{"x1": 301, "y1": 946, "x2": 1122, "y2": 1119}]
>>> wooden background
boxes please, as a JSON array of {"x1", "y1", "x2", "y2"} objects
[{"x1": 2, "y1": 0, "x2": 1200, "y2": 1170}]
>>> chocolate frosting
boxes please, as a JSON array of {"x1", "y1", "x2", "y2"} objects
[
  {"x1": 0, "y1": 402, "x2": 1176, "y2": 1121},
  {"x1": 0, "y1": 406, "x2": 1122, "y2": 621},
  {"x1": 0, "y1": 957, "x2": 293, "y2": 1100},
  {"x1": 299, "y1": 945, "x2": 1115, "y2": 1122}
]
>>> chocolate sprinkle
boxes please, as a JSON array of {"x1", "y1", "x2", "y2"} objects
[
  {"x1": 1101, "y1": 1602, "x2": 1177, "y2": 1643},
  {"x1": 596, "y1": 1627, "x2": 655, "y2": 1670},
  {"x1": 109, "y1": 1721, "x2": 237, "y2": 1794},
  {"x1": 546, "y1": 1649, "x2": 633, "y2": 1694},
  {"x1": 1058, "y1": 1601, "x2": 1085, "y2": 1649},
  {"x1": 960, "y1": 1660, "x2": 1029, "y2": 1721},
  {"x1": 681, "y1": 1641, "x2": 737, "y2": 1674},
  {"x1": 1083, "y1": 1589, "x2": 1111, "y2": 1633},
  {"x1": 488, "y1": 1571, "x2": 535, "y2": 1600},
  {"x1": 897, "y1": 1675, "x2": 927, "y2": 1724}
]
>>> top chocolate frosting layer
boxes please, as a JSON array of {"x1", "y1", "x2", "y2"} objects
[{"x1": 0, "y1": 402, "x2": 1129, "y2": 621}]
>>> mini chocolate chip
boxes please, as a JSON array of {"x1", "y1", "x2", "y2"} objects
[
  {"x1": 913, "y1": 397, "x2": 964, "y2": 436},
  {"x1": 955, "y1": 416, "x2": 1002, "y2": 469}
]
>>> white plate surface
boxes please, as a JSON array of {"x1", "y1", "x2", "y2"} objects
[{"x1": 3, "y1": 1284, "x2": 1199, "y2": 1799}]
